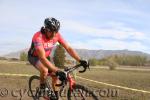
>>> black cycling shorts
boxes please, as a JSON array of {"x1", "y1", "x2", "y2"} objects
[{"x1": 28, "y1": 55, "x2": 51, "y2": 67}]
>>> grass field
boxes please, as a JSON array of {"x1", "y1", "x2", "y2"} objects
[
  {"x1": 0, "y1": 60, "x2": 150, "y2": 100},
  {"x1": 77, "y1": 68, "x2": 150, "y2": 100}
]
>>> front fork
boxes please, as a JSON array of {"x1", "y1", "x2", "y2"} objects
[{"x1": 68, "y1": 74, "x2": 76, "y2": 91}]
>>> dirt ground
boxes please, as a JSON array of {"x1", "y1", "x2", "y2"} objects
[
  {"x1": 0, "y1": 60, "x2": 150, "y2": 100},
  {"x1": 0, "y1": 75, "x2": 33, "y2": 100}
]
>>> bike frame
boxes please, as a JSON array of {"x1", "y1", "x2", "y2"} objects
[
  {"x1": 68, "y1": 74, "x2": 76, "y2": 91},
  {"x1": 47, "y1": 64, "x2": 88, "y2": 92},
  {"x1": 47, "y1": 70, "x2": 76, "y2": 90},
  {"x1": 28, "y1": 63, "x2": 93, "y2": 100}
]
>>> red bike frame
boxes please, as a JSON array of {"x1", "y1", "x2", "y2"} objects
[{"x1": 68, "y1": 74, "x2": 76, "y2": 91}]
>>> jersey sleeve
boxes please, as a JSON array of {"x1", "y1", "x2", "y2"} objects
[
  {"x1": 57, "y1": 33, "x2": 66, "y2": 45},
  {"x1": 33, "y1": 37, "x2": 43, "y2": 50}
]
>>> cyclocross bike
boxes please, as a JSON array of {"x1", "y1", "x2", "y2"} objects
[{"x1": 28, "y1": 63, "x2": 99, "y2": 100}]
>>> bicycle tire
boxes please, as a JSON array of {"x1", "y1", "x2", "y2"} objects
[
  {"x1": 29, "y1": 75, "x2": 53, "y2": 100},
  {"x1": 29, "y1": 75, "x2": 41, "y2": 100},
  {"x1": 67, "y1": 84, "x2": 99, "y2": 100},
  {"x1": 29, "y1": 75, "x2": 62, "y2": 100}
]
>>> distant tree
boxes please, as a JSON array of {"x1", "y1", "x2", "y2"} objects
[
  {"x1": 97, "y1": 58, "x2": 107, "y2": 66},
  {"x1": 20, "y1": 52, "x2": 27, "y2": 61},
  {"x1": 103, "y1": 55, "x2": 148, "y2": 66},
  {"x1": 89, "y1": 58, "x2": 98, "y2": 66},
  {"x1": 106, "y1": 56, "x2": 118, "y2": 70},
  {"x1": 0, "y1": 57, "x2": 7, "y2": 60},
  {"x1": 10, "y1": 58, "x2": 19, "y2": 61},
  {"x1": 53, "y1": 45, "x2": 66, "y2": 68}
]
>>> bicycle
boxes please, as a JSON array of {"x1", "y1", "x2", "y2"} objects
[{"x1": 28, "y1": 63, "x2": 99, "y2": 100}]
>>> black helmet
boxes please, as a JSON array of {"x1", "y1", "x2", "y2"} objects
[{"x1": 44, "y1": 17, "x2": 60, "y2": 32}]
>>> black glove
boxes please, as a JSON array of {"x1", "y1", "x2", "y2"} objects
[
  {"x1": 79, "y1": 60, "x2": 88, "y2": 68},
  {"x1": 56, "y1": 70, "x2": 67, "y2": 82}
]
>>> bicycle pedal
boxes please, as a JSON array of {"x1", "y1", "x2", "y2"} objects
[
  {"x1": 48, "y1": 92, "x2": 58, "y2": 100},
  {"x1": 38, "y1": 88, "x2": 49, "y2": 96}
]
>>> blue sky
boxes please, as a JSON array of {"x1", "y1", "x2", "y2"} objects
[{"x1": 0, "y1": 0, "x2": 150, "y2": 55}]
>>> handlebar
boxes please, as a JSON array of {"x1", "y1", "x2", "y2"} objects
[
  {"x1": 79, "y1": 62, "x2": 90, "y2": 73},
  {"x1": 56, "y1": 62, "x2": 90, "y2": 86}
]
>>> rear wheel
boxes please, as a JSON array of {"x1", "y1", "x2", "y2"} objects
[{"x1": 67, "y1": 84, "x2": 99, "y2": 100}]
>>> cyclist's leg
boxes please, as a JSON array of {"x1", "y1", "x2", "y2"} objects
[
  {"x1": 35, "y1": 61, "x2": 48, "y2": 85},
  {"x1": 28, "y1": 55, "x2": 48, "y2": 87},
  {"x1": 51, "y1": 75, "x2": 60, "y2": 98},
  {"x1": 51, "y1": 76, "x2": 60, "y2": 90}
]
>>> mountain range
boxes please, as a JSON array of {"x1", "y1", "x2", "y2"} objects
[{"x1": 3, "y1": 48, "x2": 150, "y2": 60}]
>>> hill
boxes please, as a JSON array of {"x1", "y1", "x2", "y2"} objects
[
  {"x1": 3, "y1": 48, "x2": 150, "y2": 60},
  {"x1": 3, "y1": 48, "x2": 29, "y2": 59},
  {"x1": 68, "y1": 49, "x2": 150, "y2": 60}
]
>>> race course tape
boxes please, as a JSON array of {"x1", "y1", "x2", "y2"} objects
[
  {"x1": 0, "y1": 73, "x2": 150, "y2": 94},
  {"x1": 0, "y1": 73, "x2": 32, "y2": 77},
  {"x1": 77, "y1": 76, "x2": 150, "y2": 94}
]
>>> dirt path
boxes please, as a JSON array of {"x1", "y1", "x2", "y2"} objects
[{"x1": 0, "y1": 76, "x2": 32, "y2": 100}]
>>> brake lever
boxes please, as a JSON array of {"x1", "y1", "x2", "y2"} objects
[{"x1": 79, "y1": 62, "x2": 90, "y2": 73}]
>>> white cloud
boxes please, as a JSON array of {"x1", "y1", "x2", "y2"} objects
[
  {"x1": 71, "y1": 38, "x2": 149, "y2": 53},
  {"x1": 90, "y1": 39, "x2": 148, "y2": 51},
  {"x1": 71, "y1": 42, "x2": 92, "y2": 50},
  {"x1": 62, "y1": 20, "x2": 147, "y2": 40},
  {"x1": 0, "y1": 0, "x2": 150, "y2": 55}
]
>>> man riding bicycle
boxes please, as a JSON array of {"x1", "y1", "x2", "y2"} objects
[{"x1": 28, "y1": 17, "x2": 88, "y2": 99}]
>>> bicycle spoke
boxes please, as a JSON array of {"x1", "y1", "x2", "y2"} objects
[
  {"x1": 78, "y1": 89, "x2": 85, "y2": 100},
  {"x1": 67, "y1": 84, "x2": 99, "y2": 100}
]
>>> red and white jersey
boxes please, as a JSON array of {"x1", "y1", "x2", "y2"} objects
[{"x1": 30, "y1": 31, "x2": 66, "y2": 57}]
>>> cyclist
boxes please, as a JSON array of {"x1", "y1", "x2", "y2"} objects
[{"x1": 28, "y1": 17, "x2": 88, "y2": 99}]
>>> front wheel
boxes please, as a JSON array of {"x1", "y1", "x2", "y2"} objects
[{"x1": 67, "y1": 84, "x2": 99, "y2": 100}]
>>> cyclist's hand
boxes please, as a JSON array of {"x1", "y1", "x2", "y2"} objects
[
  {"x1": 56, "y1": 70, "x2": 67, "y2": 82},
  {"x1": 79, "y1": 60, "x2": 88, "y2": 68}
]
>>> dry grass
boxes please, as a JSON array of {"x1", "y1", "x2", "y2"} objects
[
  {"x1": 0, "y1": 60, "x2": 150, "y2": 100},
  {"x1": 76, "y1": 68, "x2": 150, "y2": 100}
]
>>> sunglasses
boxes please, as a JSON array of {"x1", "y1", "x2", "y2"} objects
[{"x1": 45, "y1": 26, "x2": 57, "y2": 32}]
